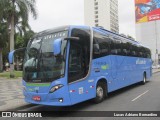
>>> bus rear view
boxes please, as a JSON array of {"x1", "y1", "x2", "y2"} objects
[{"x1": 8, "y1": 25, "x2": 152, "y2": 106}]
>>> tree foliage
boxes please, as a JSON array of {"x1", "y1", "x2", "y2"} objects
[
  {"x1": 0, "y1": 22, "x2": 8, "y2": 49},
  {"x1": 15, "y1": 30, "x2": 35, "y2": 49},
  {"x1": 0, "y1": 0, "x2": 37, "y2": 27},
  {"x1": 0, "y1": 0, "x2": 37, "y2": 72}
]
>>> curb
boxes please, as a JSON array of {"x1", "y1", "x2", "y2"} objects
[{"x1": 153, "y1": 70, "x2": 160, "y2": 74}]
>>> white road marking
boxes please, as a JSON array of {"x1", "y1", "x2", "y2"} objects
[{"x1": 131, "y1": 90, "x2": 149, "y2": 102}]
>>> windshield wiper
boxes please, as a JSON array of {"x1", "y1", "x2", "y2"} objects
[{"x1": 36, "y1": 38, "x2": 48, "y2": 81}]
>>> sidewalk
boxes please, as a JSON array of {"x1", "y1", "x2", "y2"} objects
[
  {"x1": 0, "y1": 78, "x2": 28, "y2": 111},
  {"x1": 152, "y1": 68, "x2": 160, "y2": 74},
  {"x1": 0, "y1": 69, "x2": 160, "y2": 111}
]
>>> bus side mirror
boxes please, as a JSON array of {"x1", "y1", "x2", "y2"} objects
[
  {"x1": 8, "y1": 50, "x2": 15, "y2": 64},
  {"x1": 53, "y1": 38, "x2": 62, "y2": 56},
  {"x1": 93, "y1": 44, "x2": 100, "y2": 54},
  {"x1": 8, "y1": 48, "x2": 26, "y2": 64},
  {"x1": 53, "y1": 37, "x2": 80, "y2": 56}
]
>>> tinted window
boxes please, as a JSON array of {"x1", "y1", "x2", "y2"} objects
[
  {"x1": 121, "y1": 39, "x2": 132, "y2": 56},
  {"x1": 93, "y1": 31, "x2": 111, "y2": 59},
  {"x1": 110, "y1": 36, "x2": 122, "y2": 55},
  {"x1": 68, "y1": 42, "x2": 84, "y2": 83},
  {"x1": 69, "y1": 28, "x2": 90, "y2": 83},
  {"x1": 93, "y1": 31, "x2": 151, "y2": 59}
]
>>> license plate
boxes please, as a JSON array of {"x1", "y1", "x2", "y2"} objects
[{"x1": 32, "y1": 96, "x2": 41, "y2": 101}]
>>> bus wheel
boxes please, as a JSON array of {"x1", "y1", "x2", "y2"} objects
[
  {"x1": 93, "y1": 82, "x2": 106, "y2": 103},
  {"x1": 142, "y1": 73, "x2": 146, "y2": 85}
]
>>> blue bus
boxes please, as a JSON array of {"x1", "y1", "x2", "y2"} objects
[{"x1": 9, "y1": 25, "x2": 152, "y2": 106}]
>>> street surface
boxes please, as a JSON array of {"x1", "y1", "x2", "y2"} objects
[
  {"x1": 0, "y1": 70, "x2": 160, "y2": 120},
  {"x1": 12, "y1": 72, "x2": 160, "y2": 111}
]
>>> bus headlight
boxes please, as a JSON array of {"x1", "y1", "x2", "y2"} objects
[{"x1": 49, "y1": 84, "x2": 64, "y2": 93}]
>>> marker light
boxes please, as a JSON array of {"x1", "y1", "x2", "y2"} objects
[
  {"x1": 49, "y1": 84, "x2": 64, "y2": 93},
  {"x1": 59, "y1": 98, "x2": 63, "y2": 103}
]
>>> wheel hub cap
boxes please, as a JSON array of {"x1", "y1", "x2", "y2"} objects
[{"x1": 97, "y1": 86, "x2": 103, "y2": 98}]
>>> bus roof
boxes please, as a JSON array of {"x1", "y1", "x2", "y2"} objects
[
  {"x1": 34, "y1": 25, "x2": 70, "y2": 38},
  {"x1": 93, "y1": 27, "x2": 138, "y2": 43},
  {"x1": 93, "y1": 27, "x2": 150, "y2": 49},
  {"x1": 33, "y1": 25, "x2": 150, "y2": 49}
]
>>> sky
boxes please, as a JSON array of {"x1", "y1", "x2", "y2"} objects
[{"x1": 29, "y1": 0, "x2": 136, "y2": 38}]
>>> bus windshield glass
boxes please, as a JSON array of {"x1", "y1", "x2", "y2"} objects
[{"x1": 23, "y1": 31, "x2": 68, "y2": 83}]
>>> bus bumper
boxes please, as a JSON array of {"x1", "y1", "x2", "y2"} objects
[{"x1": 23, "y1": 90, "x2": 72, "y2": 106}]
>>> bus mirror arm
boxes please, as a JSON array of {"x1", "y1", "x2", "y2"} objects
[
  {"x1": 8, "y1": 47, "x2": 26, "y2": 64},
  {"x1": 64, "y1": 37, "x2": 80, "y2": 41},
  {"x1": 53, "y1": 37, "x2": 80, "y2": 56}
]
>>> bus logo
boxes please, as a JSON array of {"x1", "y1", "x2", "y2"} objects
[
  {"x1": 101, "y1": 65, "x2": 109, "y2": 70},
  {"x1": 136, "y1": 59, "x2": 146, "y2": 65}
]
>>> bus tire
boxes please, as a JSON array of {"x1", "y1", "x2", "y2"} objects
[
  {"x1": 142, "y1": 73, "x2": 146, "y2": 85},
  {"x1": 93, "y1": 82, "x2": 106, "y2": 103}
]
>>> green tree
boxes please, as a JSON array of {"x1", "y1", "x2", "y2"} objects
[
  {"x1": 0, "y1": 22, "x2": 8, "y2": 72},
  {"x1": 23, "y1": 30, "x2": 35, "y2": 47},
  {"x1": 15, "y1": 29, "x2": 35, "y2": 49},
  {"x1": 14, "y1": 30, "x2": 35, "y2": 71},
  {"x1": 0, "y1": 0, "x2": 37, "y2": 76}
]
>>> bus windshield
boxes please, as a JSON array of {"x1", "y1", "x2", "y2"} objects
[{"x1": 23, "y1": 31, "x2": 68, "y2": 83}]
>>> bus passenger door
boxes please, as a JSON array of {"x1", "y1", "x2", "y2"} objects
[{"x1": 68, "y1": 41, "x2": 90, "y2": 105}]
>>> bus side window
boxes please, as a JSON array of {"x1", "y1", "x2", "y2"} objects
[
  {"x1": 143, "y1": 48, "x2": 148, "y2": 58},
  {"x1": 126, "y1": 42, "x2": 132, "y2": 56},
  {"x1": 137, "y1": 46, "x2": 144, "y2": 58},
  {"x1": 93, "y1": 31, "x2": 110, "y2": 59},
  {"x1": 148, "y1": 51, "x2": 151, "y2": 58},
  {"x1": 121, "y1": 40, "x2": 132, "y2": 56},
  {"x1": 121, "y1": 39, "x2": 127, "y2": 56},
  {"x1": 132, "y1": 44, "x2": 138, "y2": 57},
  {"x1": 111, "y1": 36, "x2": 122, "y2": 55},
  {"x1": 147, "y1": 49, "x2": 151, "y2": 58},
  {"x1": 99, "y1": 36, "x2": 111, "y2": 56}
]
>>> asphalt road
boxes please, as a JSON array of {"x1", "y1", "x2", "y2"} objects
[{"x1": 2, "y1": 72, "x2": 160, "y2": 120}]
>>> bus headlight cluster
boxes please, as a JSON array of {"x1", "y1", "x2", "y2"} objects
[{"x1": 49, "y1": 84, "x2": 64, "y2": 93}]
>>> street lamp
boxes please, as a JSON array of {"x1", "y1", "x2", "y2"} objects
[
  {"x1": 0, "y1": 33, "x2": 3, "y2": 72},
  {"x1": 155, "y1": 21, "x2": 158, "y2": 67}
]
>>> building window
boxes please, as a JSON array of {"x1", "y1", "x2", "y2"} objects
[
  {"x1": 95, "y1": 2, "x2": 98, "y2": 6},
  {"x1": 95, "y1": 6, "x2": 98, "y2": 10},
  {"x1": 95, "y1": 11, "x2": 98, "y2": 14},
  {"x1": 95, "y1": 19, "x2": 98, "y2": 23},
  {"x1": 95, "y1": 15, "x2": 98, "y2": 19},
  {"x1": 95, "y1": 24, "x2": 99, "y2": 27}
]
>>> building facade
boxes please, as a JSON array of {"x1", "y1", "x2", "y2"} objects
[
  {"x1": 136, "y1": 21, "x2": 160, "y2": 65},
  {"x1": 135, "y1": 0, "x2": 160, "y2": 65},
  {"x1": 84, "y1": 0, "x2": 119, "y2": 33}
]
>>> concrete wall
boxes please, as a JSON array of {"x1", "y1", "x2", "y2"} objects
[
  {"x1": 84, "y1": 0, "x2": 118, "y2": 32},
  {"x1": 136, "y1": 20, "x2": 160, "y2": 64}
]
